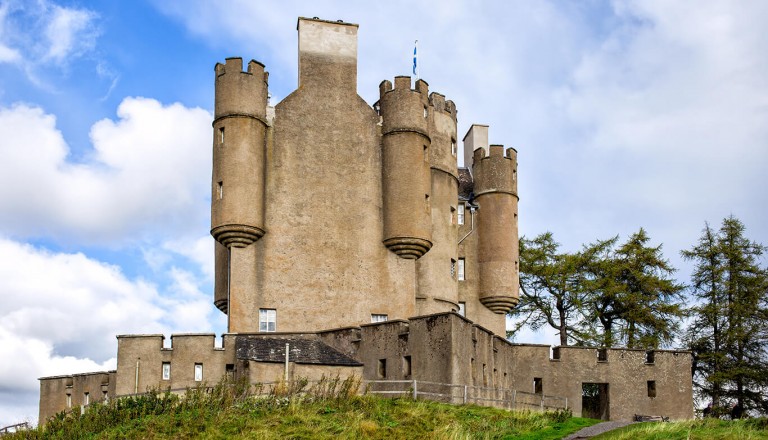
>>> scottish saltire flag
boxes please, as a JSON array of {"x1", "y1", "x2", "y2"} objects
[{"x1": 413, "y1": 40, "x2": 418, "y2": 77}]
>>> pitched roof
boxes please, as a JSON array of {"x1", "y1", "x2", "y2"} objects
[
  {"x1": 235, "y1": 336, "x2": 363, "y2": 366},
  {"x1": 458, "y1": 167, "x2": 474, "y2": 200}
]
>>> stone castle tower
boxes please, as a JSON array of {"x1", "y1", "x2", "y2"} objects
[
  {"x1": 38, "y1": 18, "x2": 695, "y2": 425},
  {"x1": 210, "y1": 17, "x2": 519, "y2": 336}
]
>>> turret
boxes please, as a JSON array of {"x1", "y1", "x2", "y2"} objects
[
  {"x1": 211, "y1": 57, "x2": 268, "y2": 248},
  {"x1": 379, "y1": 76, "x2": 433, "y2": 259},
  {"x1": 415, "y1": 91, "x2": 460, "y2": 314},
  {"x1": 470, "y1": 125, "x2": 519, "y2": 314}
]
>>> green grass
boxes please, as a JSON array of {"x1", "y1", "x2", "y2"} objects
[
  {"x1": 11, "y1": 377, "x2": 600, "y2": 439},
  {"x1": 593, "y1": 417, "x2": 768, "y2": 440}
]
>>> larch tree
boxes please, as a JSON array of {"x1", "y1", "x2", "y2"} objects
[
  {"x1": 509, "y1": 232, "x2": 592, "y2": 345},
  {"x1": 583, "y1": 229, "x2": 685, "y2": 349},
  {"x1": 685, "y1": 216, "x2": 768, "y2": 415}
]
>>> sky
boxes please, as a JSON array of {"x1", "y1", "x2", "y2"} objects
[{"x1": 0, "y1": 0, "x2": 766, "y2": 426}]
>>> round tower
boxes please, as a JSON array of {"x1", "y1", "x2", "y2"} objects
[
  {"x1": 211, "y1": 57, "x2": 268, "y2": 248},
  {"x1": 379, "y1": 77, "x2": 433, "y2": 259},
  {"x1": 416, "y1": 92, "x2": 460, "y2": 314},
  {"x1": 473, "y1": 145, "x2": 519, "y2": 313}
]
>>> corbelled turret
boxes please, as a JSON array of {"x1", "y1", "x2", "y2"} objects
[
  {"x1": 211, "y1": 57, "x2": 268, "y2": 248},
  {"x1": 470, "y1": 125, "x2": 519, "y2": 314},
  {"x1": 378, "y1": 76, "x2": 433, "y2": 259}
]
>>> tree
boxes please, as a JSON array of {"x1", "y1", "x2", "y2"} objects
[
  {"x1": 509, "y1": 232, "x2": 592, "y2": 345},
  {"x1": 582, "y1": 229, "x2": 685, "y2": 349},
  {"x1": 684, "y1": 216, "x2": 768, "y2": 415}
]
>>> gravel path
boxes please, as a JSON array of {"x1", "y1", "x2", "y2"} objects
[{"x1": 562, "y1": 421, "x2": 636, "y2": 439}]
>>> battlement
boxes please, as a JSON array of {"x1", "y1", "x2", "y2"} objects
[
  {"x1": 428, "y1": 92, "x2": 456, "y2": 116},
  {"x1": 473, "y1": 144, "x2": 516, "y2": 162},
  {"x1": 379, "y1": 76, "x2": 430, "y2": 99},
  {"x1": 214, "y1": 57, "x2": 269, "y2": 122},
  {"x1": 215, "y1": 57, "x2": 268, "y2": 81}
]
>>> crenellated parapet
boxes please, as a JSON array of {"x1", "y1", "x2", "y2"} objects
[
  {"x1": 379, "y1": 76, "x2": 433, "y2": 259},
  {"x1": 211, "y1": 57, "x2": 268, "y2": 248}
]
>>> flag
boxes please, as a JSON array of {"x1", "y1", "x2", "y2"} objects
[{"x1": 413, "y1": 40, "x2": 418, "y2": 77}]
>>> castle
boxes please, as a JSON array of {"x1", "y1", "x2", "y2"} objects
[{"x1": 38, "y1": 17, "x2": 693, "y2": 424}]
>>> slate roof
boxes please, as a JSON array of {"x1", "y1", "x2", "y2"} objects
[
  {"x1": 235, "y1": 336, "x2": 363, "y2": 366},
  {"x1": 458, "y1": 167, "x2": 474, "y2": 201}
]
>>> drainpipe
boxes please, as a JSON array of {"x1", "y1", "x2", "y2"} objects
[
  {"x1": 134, "y1": 358, "x2": 140, "y2": 394},
  {"x1": 284, "y1": 343, "x2": 290, "y2": 382},
  {"x1": 458, "y1": 205, "x2": 478, "y2": 245}
]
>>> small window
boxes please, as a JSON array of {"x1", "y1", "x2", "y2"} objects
[
  {"x1": 423, "y1": 145, "x2": 428, "y2": 162},
  {"x1": 451, "y1": 139, "x2": 457, "y2": 156},
  {"x1": 84, "y1": 392, "x2": 90, "y2": 405},
  {"x1": 103, "y1": 391, "x2": 109, "y2": 403},
  {"x1": 162, "y1": 362, "x2": 171, "y2": 380},
  {"x1": 450, "y1": 259, "x2": 456, "y2": 279},
  {"x1": 647, "y1": 380, "x2": 656, "y2": 398},
  {"x1": 457, "y1": 203, "x2": 465, "y2": 225},
  {"x1": 66, "y1": 394, "x2": 72, "y2": 408},
  {"x1": 534, "y1": 378, "x2": 543, "y2": 395},
  {"x1": 645, "y1": 350, "x2": 655, "y2": 364},
  {"x1": 259, "y1": 309, "x2": 276, "y2": 332},
  {"x1": 450, "y1": 206, "x2": 456, "y2": 224},
  {"x1": 371, "y1": 314, "x2": 388, "y2": 323},
  {"x1": 218, "y1": 181, "x2": 223, "y2": 200},
  {"x1": 458, "y1": 258, "x2": 465, "y2": 281},
  {"x1": 377, "y1": 359, "x2": 387, "y2": 379},
  {"x1": 423, "y1": 106, "x2": 428, "y2": 118},
  {"x1": 194, "y1": 363, "x2": 203, "y2": 382},
  {"x1": 219, "y1": 127, "x2": 225, "y2": 144},
  {"x1": 597, "y1": 349, "x2": 608, "y2": 362},
  {"x1": 403, "y1": 355, "x2": 412, "y2": 378},
  {"x1": 226, "y1": 363, "x2": 235, "y2": 380},
  {"x1": 458, "y1": 302, "x2": 466, "y2": 317}
]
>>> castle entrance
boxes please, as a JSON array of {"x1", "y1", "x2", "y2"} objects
[{"x1": 582, "y1": 382, "x2": 610, "y2": 420}]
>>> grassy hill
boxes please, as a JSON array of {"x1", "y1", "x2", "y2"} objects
[
  {"x1": 11, "y1": 377, "x2": 768, "y2": 439},
  {"x1": 11, "y1": 377, "x2": 597, "y2": 439}
]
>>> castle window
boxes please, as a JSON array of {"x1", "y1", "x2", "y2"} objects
[
  {"x1": 259, "y1": 309, "x2": 277, "y2": 332},
  {"x1": 645, "y1": 350, "x2": 655, "y2": 364},
  {"x1": 103, "y1": 390, "x2": 108, "y2": 402},
  {"x1": 66, "y1": 394, "x2": 71, "y2": 408},
  {"x1": 458, "y1": 258, "x2": 465, "y2": 281},
  {"x1": 423, "y1": 145, "x2": 428, "y2": 162},
  {"x1": 647, "y1": 380, "x2": 656, "y2": 398},
  {"x1": 219, "y1": 127, "x2": 225, "y2": 144},
  {"x1": 371, "y1": 314, "x2": 388, "y2": 323},
  {"x1": 226, "y1": 364, "x2": 235, "y2": 380},
  {"x1": 423, "y1": 106, "x2": 428, "y2": 118},
  {"x1": 377, "y1": 359, "x2": 387, "y2": 379},
  {"x1": 218, "y1": 181, "x2": 223, "y2": 199},
  {"x1": 457, "y1": 203, "x2": 465, "y2": 225},
  {"x1": 450, "y1": 206, "x2": 456, "y2": 224},
  {"x1": 84, "y1": 392, "x2": 89, "y2": 405},
  {"x1": 450, "y1": 259, "x2": 456, "y2": 279},
  {"x1": 403, "y1": 356, "x2": 412, "y2": 378},
  {"x1": 451, "y1": 139, "x2": 457, "y2": 156},
  {"x1": 597, "y1": 348, "x2": 608, "y2": 362},
  {"x1": 194, "y1": 363, "x2": 203, "y2": 381},
  {"x1": 534, "y1": 378, "x2": 543, "y2": 395},
  {"x1": 162, "y1": 362, "x2": 171, "y2": 380},
  {"x1": 458, "y1": 302, "x2": 466, "y2": 317}
]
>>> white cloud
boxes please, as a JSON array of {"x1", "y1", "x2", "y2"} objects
[
  {"x1": 0, "y1": 98, "x2": 212, "y2": 244},
  {"x1": 43, "y1": 4, "x2": 98, "y2": 62},
  {"x1": 0, "y1": 237, "x2": 220, "y2": 426}
]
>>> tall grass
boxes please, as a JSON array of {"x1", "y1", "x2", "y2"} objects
[
  {"x1": 593, "y1": 417, "x2": 768, "y2": 440},
  {"x1": 13, "y1": 375, "x2": 597, "y2": 439}
]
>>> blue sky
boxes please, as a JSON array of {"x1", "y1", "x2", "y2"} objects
[{"x1": 1, "y1": 0, "x2": 767, "y2": 426}]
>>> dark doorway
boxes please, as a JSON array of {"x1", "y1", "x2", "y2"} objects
[{"x1": 582, "y1": 383, "x2": 610, "y2": 420}]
